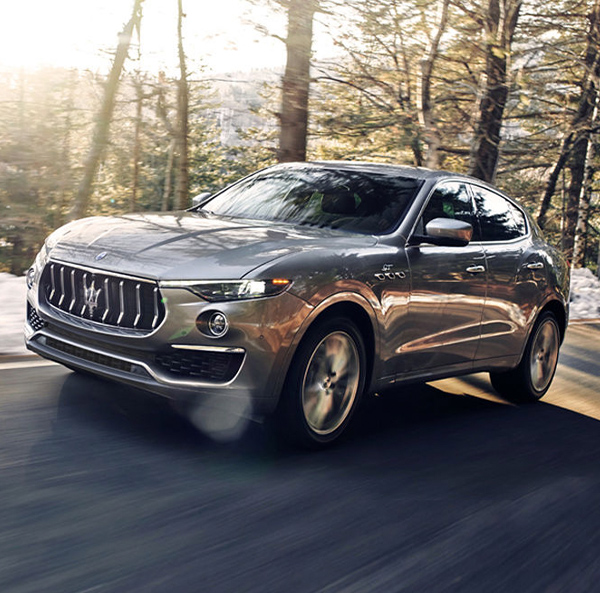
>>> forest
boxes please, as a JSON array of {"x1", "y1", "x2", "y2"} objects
[{"x1": 1, "y1": 0, "x2": 599, "y2": 276}]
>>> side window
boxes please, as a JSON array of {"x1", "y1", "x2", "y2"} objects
[
  {"x1": 419, "y1": 182, "x2": 479, "y2": 239},
  {"x1": 471, "y1": 186, "x2": 527, "y2": 242}
]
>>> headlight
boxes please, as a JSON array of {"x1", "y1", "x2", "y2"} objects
[
  {"x1": 26, "y1": 266, "x2": 36, "y2": 289},
  {"x1": 27, "y1": 247, "x2": 49, "y2": 289},
  {"x1": 160, "y1": 279, "x2": 292, "y2": 302}
]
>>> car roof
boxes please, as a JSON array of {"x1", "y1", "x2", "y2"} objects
[{"x1": 271, "y1": 160, "x2": 478, "y2": 182}]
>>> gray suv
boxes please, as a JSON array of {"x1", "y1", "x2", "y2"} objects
[{"x1": 25, "y1": 162, "x2": 570, "y2": 446}]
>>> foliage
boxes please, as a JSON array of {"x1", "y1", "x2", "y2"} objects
[
  {"x1": 0, "y1": 68, "x2": 93, "y2": 273},
  {"x1": 2, "y1": 0, "x2": 600, "y2": 272},
  {"x1": 0, "y1": 66, "x2": 277, "y2": 273}
]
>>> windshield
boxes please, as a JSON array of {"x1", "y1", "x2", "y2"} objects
[{"x1": 200, "y1": 166, "x2": 423, "y2": 235}]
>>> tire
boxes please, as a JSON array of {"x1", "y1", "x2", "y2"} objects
[
  {"x1": 275, "y1": 316, "x2": 367, "y2": 448},
  {"x1": 490, "y1": 311, "x2": 561, "y2": 403}
]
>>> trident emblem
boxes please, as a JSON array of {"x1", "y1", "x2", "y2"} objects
[{"x1": 83, "y1": 278, "x2": 102, "y2": 316}]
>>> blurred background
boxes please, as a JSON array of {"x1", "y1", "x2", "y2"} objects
[{"x1": 1, "y1": 0, "x2": 600, "y2": 276}]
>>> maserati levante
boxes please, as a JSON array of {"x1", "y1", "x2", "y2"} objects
[{"x1": 25, "y1": 162, "x2": 570, "y2": 446}]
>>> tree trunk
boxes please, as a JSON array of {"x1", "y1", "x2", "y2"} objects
[
  {"x1": 468, "y1": 0, "x2": 522, "y2": 183},
  {"x1": 155, "y1": 72, "x2": 177, "y2": 212},
  {"x1": 162, "y1": 139, "x2": 175, "y2": 211},
  {"x1": 572, "y1": 138, "x2": 596, "y2": 268},
  {"x1": 537, "y1": 0, "x2": 600, "y2": 230},
  {"x1": 417, "y1": 0, "x2": 450, "y2": 169},
  {"x1": 563, "y1": 134, "x2": 589, "y2": 259},
  {"x1": 410, "y1": 132, "x2": 424, "y2": 168},
  {"x1": 563, "y1": 1, "x2": 600, "y2": 260},
  {"x1": 536, "y1": 136, "x2": 572, "y2": 229},
  {"x1": 57, "y1": 70, "x2": 76, "y2": 227},
  {"x1": 278, "y1": 0, "x2": 318, "y2": 163},
  {"x1": 69, "y1": 0, "x2": 143, "y2": 221},
  {"x1": 131, "y1": 77, "x2": 144, "y2": 213},
  {"x1": 175, "y1": 0, "x2": 189, "y2": 210}
]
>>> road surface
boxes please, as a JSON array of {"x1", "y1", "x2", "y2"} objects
[{"x1": 1, "y1": 323, "x2": 599, "y2": 592}]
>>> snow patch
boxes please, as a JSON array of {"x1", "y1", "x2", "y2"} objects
[
  {"x1": 0, "y1": 273, "x2": 28, "y2": 355},
  {"x1": 570, "y1": 267, "x2": 600, "y2": 320}
]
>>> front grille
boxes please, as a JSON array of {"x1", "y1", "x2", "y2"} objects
[
  {"x1": 27, "y1": 303, "x2": 46, "y2": 331},
  {"x1": 41, "y1": 262, "x2": 165, "y2": 331},
  {"x1": 45, "y1": 336, "x2": 136, "y2": 374},
  {"x1": 155, "y1": 350, "x2": 244, "y2": 382}
]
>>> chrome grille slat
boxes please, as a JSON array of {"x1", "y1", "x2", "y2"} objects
[
  {"x1": 69, "y1": 270, "x2": 76, "y2": 312},
  {"x1": 152, "y1": 287, "x2": 159, "y2": 329},
  {"x1": 49, "y1": 264, "x2": 56, "y2": 301},
  {"x1": 41, "y1": 262, "x2": 165, "y2": 332},
  {"x1": 117, "y1": 280, "x2": 125, "y2": 326},
  {"x1": 80, "y1": 272, "x2": 88, "y2": 315},
  {"x1": 134, "y1": 283, "x2": 142, "y2": 328},
  {"x1": 58, "y1": 266, "x2": 65, "y2": 307},
  {"x1": 102, "y1": 277, "x2": 110, "y2": 322}
]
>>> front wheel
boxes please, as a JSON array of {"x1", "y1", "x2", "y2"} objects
[
  {"x1": 276, "y1": 317, "x2": 367, "y2": 448},
  {"x1": 490, "y1": 311, "x2": 561, "y2": 403}
]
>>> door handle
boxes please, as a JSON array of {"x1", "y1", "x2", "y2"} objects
[
  {"x1": 466, "y1": 265, "x2": 485, "y2": 274},
  {"x1": 525, "y1": 262, "x2": 544, "y2": 270}
]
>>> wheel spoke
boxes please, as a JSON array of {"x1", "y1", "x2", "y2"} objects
[
  {"x1": 531, "y1": 358, "x2": 543, "y2": 387},
  {"x1": 529, "y1": 319, "x2": 559, "y2": 393},
  {"x1": 302, "y1": 330, "x2": 360, "y2": 436},
  {"x1": 305, "y1": 390, "x2": 333, "y2": 430}
]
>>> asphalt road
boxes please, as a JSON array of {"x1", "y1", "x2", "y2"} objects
[{"x1": 1, "y1": 323, "x2": 599, "y2": 593}]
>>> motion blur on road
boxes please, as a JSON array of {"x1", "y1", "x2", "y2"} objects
[{"x1": 1, "y1": 322, "x2": 599, "y2": 593}]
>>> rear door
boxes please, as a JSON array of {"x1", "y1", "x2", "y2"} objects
[{"x1": 469, "y1": 184, "x2": 541, "y2": 362}]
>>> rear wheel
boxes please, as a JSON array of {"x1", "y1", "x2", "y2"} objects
[
  {"x1": 490, "y1": 311, "x2": 561, "y2": 403},
  {"x1": 276, "y1": 317, "x2": 367, "y2": 448}
]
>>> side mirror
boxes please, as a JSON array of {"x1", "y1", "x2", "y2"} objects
[
  {"x1": 410, "y1": 217, "x2": 473, "y2": 247},
  {"x1": 192, "y1": 192, "x2": 212, "y2": 208}
]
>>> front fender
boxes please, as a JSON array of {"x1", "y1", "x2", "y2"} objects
[{"x1": 270, "y1": 288, "x2": 383, "y2": 405}]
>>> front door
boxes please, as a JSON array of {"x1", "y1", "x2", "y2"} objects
[{"x1": 396, "y1": 181, "x2": 487, "y2": 376}]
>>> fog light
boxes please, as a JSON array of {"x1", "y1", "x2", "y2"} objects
[{"x1": 208, "y1": 312, "x2": 228, "y2": 337}]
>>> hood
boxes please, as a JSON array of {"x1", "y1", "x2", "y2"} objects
[{"x1": 46, "y1": 211, "x2": 377, "y2": 280}]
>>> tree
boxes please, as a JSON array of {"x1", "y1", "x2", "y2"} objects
[
  {"x1": 130, "y1": 75, "x2": 145, "y2": 213},
  {"x1": 69, "y1": 0, "x2": 143, "y2": 220},
  {"x1": 572, "y1": 133, "x2": 597, "y2": 267},
  {"x1": 155, "y1": 71, "x2": 178, "y2": 211},
  {"x1": 535, "y1": 0, "x2": 600, "y2": 262},
  {"x1": 278, "y1": 0, "x2": 319, "y2": 162},
  {"x1": 175, "y1": 0, "x2": 190, "y2": 209},
  {"x1": 0, "y1": 68, "x2": 87, "y2": 272},
  {"x1": 468, "y1": 0, "x2": 523, "y2": 183},
  {"x1": 560, "y1": 0, "x2": 600, "y2": 260},
  {"x1": 312, "y1": 0, "x2": 481, "y2": 167},
  {"x1": 5, "y1": 0, "x2": 600, "y2": 273},
  {"x1": 417, "y1": 0, "x2": 451, "y2": 168}
]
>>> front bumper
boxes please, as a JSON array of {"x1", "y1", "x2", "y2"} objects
[{"x1": 25, "y1": 281, "x2": 313, "y2": 415}]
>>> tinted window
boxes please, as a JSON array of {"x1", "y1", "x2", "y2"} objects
[
  {"x1": 471, "y1": 186, "x2": 527, "y2": 242},
  {"x1": 201, "y1": 167, "x2": 423, "y2": 235},
  {"x1": 419, "y1": 182, "x2": 478, "y2": 239}
]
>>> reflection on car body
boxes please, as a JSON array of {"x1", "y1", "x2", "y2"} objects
[{"x1": 25, "y1": 162, "x2": 570, "y2": 446}]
